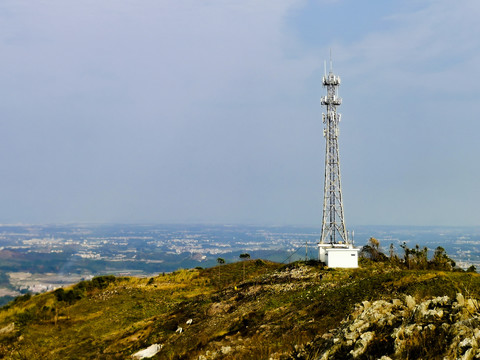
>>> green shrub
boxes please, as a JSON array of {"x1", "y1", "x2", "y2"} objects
[
  {"x1": 90, "y1": 275, "x2": 116, "y2": 289},
  {"x1": 73, "y1": 275, "x2": 117, "y2": 293},
  {"x1": 15, "y1": 308, "x2": 36, "y2": 327}
]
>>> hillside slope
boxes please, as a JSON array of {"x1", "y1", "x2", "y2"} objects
[{"x1": 0, "y1": 260, "x2": 479, "y2": 359}]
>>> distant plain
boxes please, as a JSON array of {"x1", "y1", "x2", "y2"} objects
[{"x1": 1, "y1": 223, "x2": 479, "y2": 306}]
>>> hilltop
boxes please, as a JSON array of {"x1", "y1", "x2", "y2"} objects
[{"x1": 0, "y1": 255, "x2": 480, "y2": 359}]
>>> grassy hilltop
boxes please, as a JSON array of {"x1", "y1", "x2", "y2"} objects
[{"x1": 1, "y1": 250, "x2": 480, "y2": 359}]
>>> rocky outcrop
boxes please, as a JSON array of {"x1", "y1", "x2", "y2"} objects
[{"x1": 298, "y1": 293, "x2": 480, "y2": 359}]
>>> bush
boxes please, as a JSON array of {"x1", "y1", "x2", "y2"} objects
[
  {"x1": 429, "y1": 246, "x2": 455, "y2": 270},
  {"x1": 54, "y1": 288, "x2": 83, "y2": 304},
  {"x1": 15, "y1": 293, "x2": 32, "y2": 303},
  {"x1": 360, "y1": 238, "x2": 388, "y2": 262},
  {"x1": 73, "y1": 275, "x2": 117, "y2": 293},
  {"x1": 90, "y1": 275, "x2": 116, "y2": 289},
  {"x1": 467, "y1": 265, "x2": 476, "y2": 273},
  {"x1": 15, "y1": 308, "x2": 36, "y2": 327}
]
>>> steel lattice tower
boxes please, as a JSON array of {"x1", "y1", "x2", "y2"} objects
[{"x1": 320, "y1": 64, "x2": 349, "y2": 245}]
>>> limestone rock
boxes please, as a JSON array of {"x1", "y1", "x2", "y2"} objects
[
  {"x1": 131, "y1": 344, "x2": 162, "y2": 359},
  {"x1": 315, "y1": 293, "x2": 480, "y2": 359},
  {"x1": 405, "y1": 295, "x2": 416, "y2": 310},
  {"x1": 0, "y1": 323, "x2": 14, "y2": 335},
  {"x1": 350, "y1": 331, "x2": 374, "y2": 358}
]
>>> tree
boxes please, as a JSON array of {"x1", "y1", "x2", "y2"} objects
[
  {"x1": 467, "y1": 265, "x2": 477, "y2": 273},
  {"x1": 398, "y1": 244, "x2": 456, "y2": 270},
  {"x1": 239, "y1": 253, "x2": 250, "y2": 281},
  {"x1": 400, "y1": 242, "x2": 411, "y2": 268},
  {"x1": 388, "y1": 243, "x2": 400, "y2": 264},
  {"x1": 430, "y1": 246, "x2": 455, "y2": 270},
  {"x1": 239, "y1": 253, "x2": 250, "y2": 260},
  {"x1": 216, "y1": 257, "x2": 225, "y2": 283},
  {"x1": 369, "y1": 237, "x2": 380, "y2": 251},
  {"x1": 360, "y1": 238, "x2": 387, "y2": 262},
  {"x1": 389, "y1": 243, "x2": 395, "y2": 258},
  {"x1": 400, "y1": 243, "x2": 428, "y2": 269}
]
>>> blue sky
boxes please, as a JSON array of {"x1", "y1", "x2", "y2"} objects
[{"x1": 0, "y1": 0, "x2": 479, "y2": 226}]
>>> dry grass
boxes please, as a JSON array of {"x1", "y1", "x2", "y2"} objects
[{"x1": 0, "y1": 261, "x2": 479, "y2": 359}]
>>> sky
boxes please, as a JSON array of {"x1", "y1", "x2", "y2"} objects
[{"x1": 0, "y1": 0, "x2": 479, "y2": 226}]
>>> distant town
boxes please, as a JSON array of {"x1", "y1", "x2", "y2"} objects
[{"x1": 1, "y1": 223, "x2": 479, "y2": 305}]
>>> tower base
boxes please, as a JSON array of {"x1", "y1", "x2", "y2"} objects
[{"x1": 319, "y1": 243, "x2": 359, "y2": 268}]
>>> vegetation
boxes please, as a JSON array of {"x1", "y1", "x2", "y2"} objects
[
  {"x1": 239, "y1": 253, "x2": 251, "y2": 281},
  {"x1": 216, "y1": 258, "x2": 225, "y2": 285},
  {"x1": 360, "y1": 238, "x2": 457, "y2": 271},
  {"x1": 0, "y1": 247, "x2": 478, "y2": 359}
]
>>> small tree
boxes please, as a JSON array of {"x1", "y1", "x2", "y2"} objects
[
  {"x1": 360, "y1": 238, "x2": 387, "y2": 262},
  {"x1": 400, "y1": 243, "x2": 428, "y2": 269},
  {"x1": 216, "y1": 257, "x2": 225, "y2": 283},
  {"x1": 369, "y1": 237, "x2": 380, "y2": 251},
  {"x1": 430, "y1": 246, "x2": 454, "y2": 270},
  {"x1": 400, "y1": 242, "x2": 411, "y2": 268},
  {"x1": 239, "y1": 253, "x2": 250, "y2": 260},
  {"x1": 239, "y1": 253, "x2": 250, "y2": 281}
]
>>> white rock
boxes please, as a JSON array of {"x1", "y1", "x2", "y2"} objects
[
  {"x1": 131, "y1": 344, "x2": 162, "y2": 359},
  {"x1": 460, "y1": 348, "x2": 474, "y2": 360},
  {"x1": 424, "y1": 308, "x2": 444, "y2": 320},
  {"x1": 459, "y1": 337, "x2": 474, "y2": 349},
  {"x1": 405, "y1": 295, "x2": 416, "y2": 310},
  {"x1": 431, "y1": 296, "x2": 449, "y2": 306},
  {"x1": 362, "y1": 301, "x2": 371, "y2": 309},
  {"x1": 0, "y1": 323, "x2": 14, "y2": 335},
  {"x1": 466, "y1": 299, "x2": 479, "y2": 313},
  {"x1": 392, "y1": 299, "x2": 402, "y2": 307},
  {"x1": 349, "y1": 319, "x2": 367, "y2": 334},
  {"x1": 221, "y1": 346, "x2": 232, "y2": 355},
  {"x1": 350, "y1": 331, "x2": 375, "y2": 358}
]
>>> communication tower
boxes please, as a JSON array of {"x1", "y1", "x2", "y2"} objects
[{"x1": 318, "y1": 60, "x2": 358, "y2": 268}]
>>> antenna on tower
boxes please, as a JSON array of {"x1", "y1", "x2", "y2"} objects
[{"x1": 329, "y1": 48, "x2": 333, "y2": 72}]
